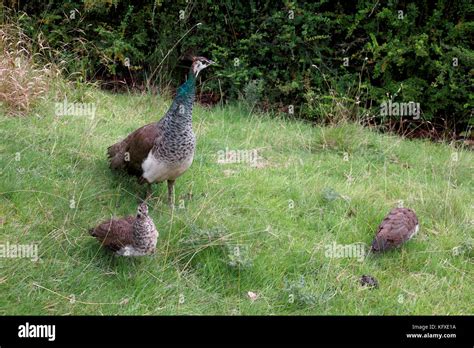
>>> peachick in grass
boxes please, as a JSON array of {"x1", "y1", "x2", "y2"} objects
[
  {"x1": 88, "y1": 203, "x2": 158, "y2": 256},
  {"x1": 107, "y1": 56, "x2": 215, "y2": 205}
]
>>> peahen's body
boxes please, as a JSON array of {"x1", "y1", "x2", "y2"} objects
[
  {"x1": 371, "y1": 208, "x2": 419, "y2": 252},
  {"x1": 107, "y1": 56, "x2": 214, "y2": 205},
  {"x1": 89, "y1": 203, "x2": 158, "y2": 256}
]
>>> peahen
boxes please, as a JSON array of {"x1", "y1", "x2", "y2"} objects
[
  {"x1": 88, "y1": 202, "x2": 158, "y2": 256},
  {"x1": 107, "y1": 56, "x2": 215, "y2": 205},
  {"x1": 371, "y1": 208, "x2": 419, "y2": 252}
]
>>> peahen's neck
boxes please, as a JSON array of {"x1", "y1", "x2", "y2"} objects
[
  {"x1": 176, "y1": 70, "x2": 196, "y2": 97},
  {"x1": 163, "y1": 69, "x2": 196, "y2": 130}
]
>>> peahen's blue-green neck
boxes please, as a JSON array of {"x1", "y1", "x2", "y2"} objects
[
  {"x1": 176, "y1": 70, "x2": 196, "y2": 98},
  {"x1": 163, "y1": 69, "x2": 197, "y2": 129}
]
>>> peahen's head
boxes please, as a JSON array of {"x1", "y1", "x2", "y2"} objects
[
  {"x1": 136, "y1": 202, "x2": 148, "y2": 218},
  {"x1": 191, "y1": 56, "x2": 215, "y2": 77}
]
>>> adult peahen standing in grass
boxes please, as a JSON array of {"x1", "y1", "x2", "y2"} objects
[{"x1": 107, "y1": 56, "x2": 214, "y2": 206}]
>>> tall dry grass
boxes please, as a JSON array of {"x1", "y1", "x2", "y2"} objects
[{"x1": 0, "y1": 23, "x2": 60, "y2": 115}]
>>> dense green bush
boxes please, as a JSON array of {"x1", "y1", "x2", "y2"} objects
[{"x1": 2, "y1": 0, "x2": 472, "y2": 132}]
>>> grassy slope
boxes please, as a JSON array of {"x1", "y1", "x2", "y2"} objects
[{"x1": 0, "y1": 91, "x2": 472, "y2": 315}]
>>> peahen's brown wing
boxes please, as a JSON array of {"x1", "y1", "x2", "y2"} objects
[
  {"x1": 89, "y1": 216, "x2": 136, "y2": 251},
  {"x1": 371, "y1": 208, "x2": 419, "y2": 252},
  {"x1": 107, "y1": 122, "x2": 162, "y2": 177}
]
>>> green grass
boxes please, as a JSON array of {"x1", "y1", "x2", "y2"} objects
[{"x1": 0, "y1": 90, "x2": 472, "y2": 315}]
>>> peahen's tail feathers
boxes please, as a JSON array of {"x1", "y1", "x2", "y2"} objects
[{"x1": 107, "y1": 141, "x2": 126, "y2": 170}]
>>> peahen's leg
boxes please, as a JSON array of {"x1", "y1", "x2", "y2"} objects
[
  {"x1": 167, "y1": 179, "x2": 175, "y2": 208},
  {"x1": 139, "y1": 176, "x2": 153, "y2": 201},
  {"x1": 145, "y1": 183, "x2": 153, "y2": 201}
]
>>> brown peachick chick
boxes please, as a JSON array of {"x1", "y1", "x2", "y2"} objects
[
  {"x1": 88, "y1": 203, "x2": 158, "y2": 256},
  {"x1": 371, "y1": 208, "x2": 419, "y2": 252}
]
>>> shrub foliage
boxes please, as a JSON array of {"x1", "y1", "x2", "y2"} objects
[{"x1": 2, "y1": 0, "x2": 472, "y2": 131}]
